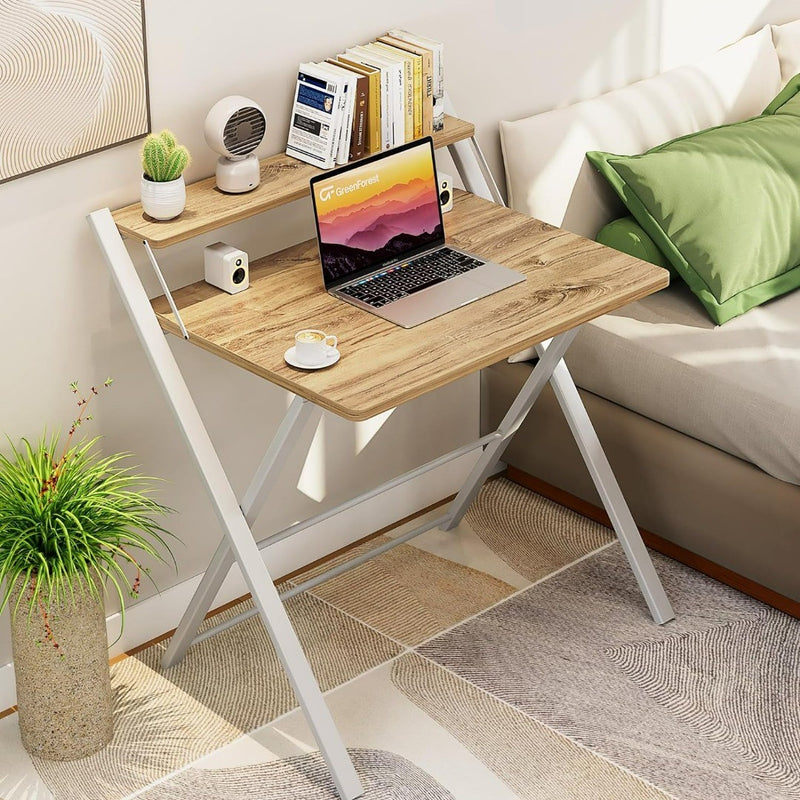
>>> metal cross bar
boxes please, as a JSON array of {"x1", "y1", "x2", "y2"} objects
[{"x1": 191, "y1": 513, "x2": 449, "y2": 648}]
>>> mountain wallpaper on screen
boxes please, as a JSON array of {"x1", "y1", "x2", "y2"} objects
[{"x1": 318, "y1": 177, "x2": 442, "y2": 281}]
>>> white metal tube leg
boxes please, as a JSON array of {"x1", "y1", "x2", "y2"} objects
[
  {"x1": 442, "y1": 329, "x2": 579, "y2": 531},
  {"x1": 88, "y1": 209, "x2": 363, "y2": 800},
  {"x1": 161, "y1": 537, "x2": 236, "y2": 668},
  {"x1": 539, "y1": 344, "x2": 675, "y2": 624},
  {"x1": 161, "y1": 396, "x2": 319, "y2": 668}
]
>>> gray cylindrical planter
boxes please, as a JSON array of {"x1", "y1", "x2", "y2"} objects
[{"x1": 10, "y1": 576, "x2": 114, "y2": 760}]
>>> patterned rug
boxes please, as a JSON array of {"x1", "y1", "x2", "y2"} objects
[{"x1": 4, "y1": 478, "x2": 798, "y2": 800}]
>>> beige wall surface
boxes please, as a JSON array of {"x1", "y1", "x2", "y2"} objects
[{"x1": 1, "y1": 0, "x2": 798, "y2": 666}]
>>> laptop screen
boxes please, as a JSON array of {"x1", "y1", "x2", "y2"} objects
[{"x1": 310, "y1": 137, "x2": 444, "y2": 288}]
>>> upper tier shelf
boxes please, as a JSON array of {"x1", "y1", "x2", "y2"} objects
[{"x1": 113, "y1": 115, "x2": 475, "y2": 249}]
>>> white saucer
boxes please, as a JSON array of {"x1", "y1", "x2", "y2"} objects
[{"x1": 284, "y1": 345, "x2": 341, "y2": 370}]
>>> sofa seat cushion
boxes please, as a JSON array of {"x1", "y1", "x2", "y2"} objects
[{"x1": 563, "y1": 284, "x2": 800, "y2": 485}]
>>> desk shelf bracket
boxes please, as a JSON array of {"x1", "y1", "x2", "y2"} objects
[{"x1": 143, "y1": 240, "x2": 189, "y2": 340}]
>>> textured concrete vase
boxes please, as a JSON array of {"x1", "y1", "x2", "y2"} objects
[{"x1": 10, "y1": 576, "x2": 114, "y2": 760}]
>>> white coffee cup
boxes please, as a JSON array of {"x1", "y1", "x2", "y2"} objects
[{"x1": 294, "y1": 329, "x2": 338, "y2": 366}]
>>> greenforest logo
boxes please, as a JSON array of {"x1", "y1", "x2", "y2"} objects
[{"x1": 319, "y1": 173, "x2": 380, "y2": 202}]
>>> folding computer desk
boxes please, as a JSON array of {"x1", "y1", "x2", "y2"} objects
[{"x1": 89, "y1": 115, "x2": 674, "y2": 800}]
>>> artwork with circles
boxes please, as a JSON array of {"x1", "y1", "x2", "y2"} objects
[{"x1": 0, "y1": 0, "x2": 150, "y2": 184}]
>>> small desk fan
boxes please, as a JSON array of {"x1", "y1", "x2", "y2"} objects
[{"x1": 204, "y1": 95, "x2": 266, "y2": 193}]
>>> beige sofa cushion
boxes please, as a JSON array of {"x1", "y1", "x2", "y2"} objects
[
  {"x1": 499, "y1": 25, "x2": 780, "y2": 239},
  {"x1": 772, "y1": 19, "x2": 800, "y2": 84}
]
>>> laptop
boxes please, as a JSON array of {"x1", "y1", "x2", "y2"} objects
[{"x1": 309, "y1": 137, "x2": 525, "y2": 328}]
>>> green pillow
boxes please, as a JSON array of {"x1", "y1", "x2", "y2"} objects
[
  {"x1": 587, "y1": 74, "x2": 800, "y2": 324},
  {"x1": 595, "y1": 216, "x2": 673, "y2": 273}
]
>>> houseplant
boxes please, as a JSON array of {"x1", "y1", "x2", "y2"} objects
[
  {"x1": 140, "y1": 129, "x2": 191, "y2": 220},
  {"x1": 0, "y1": 380, "x2": 174, "y2": 760}
]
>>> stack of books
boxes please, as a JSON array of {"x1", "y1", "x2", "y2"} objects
[{"x1": 285, "y1": 30, "x2": 444, "y2": 170}]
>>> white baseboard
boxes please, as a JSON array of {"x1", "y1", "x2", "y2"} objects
[{"x1": 0, "y1": 452, "x2": 477, "y2": 711}]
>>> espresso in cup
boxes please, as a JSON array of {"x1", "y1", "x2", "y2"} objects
[{"x1": 294, "y1": 329, "x2": 338, "y2": 366}]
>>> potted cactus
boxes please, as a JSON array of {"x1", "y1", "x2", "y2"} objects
[{"x1": 140, "y1": 129, "x2": 191, "y2": 220}]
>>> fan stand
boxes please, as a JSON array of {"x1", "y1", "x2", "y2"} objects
[{"x1": 216, "y1": 154, "x2": 260, "y2": 193}]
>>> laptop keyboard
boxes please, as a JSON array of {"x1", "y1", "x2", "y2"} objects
[{"x1": 338, "y1": 248, "x2": 485, "y2": 308}]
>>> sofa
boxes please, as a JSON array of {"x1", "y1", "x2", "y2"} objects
[{"x1": 484, "y1": 22, "x2": 800, "y2": 612}]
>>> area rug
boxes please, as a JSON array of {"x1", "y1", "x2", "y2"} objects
[
  {"x1": 418, "y1": 544, "x2": 796, "y2": 800},
  {"x1": 12, "y1": 478, "x2": 799, "y2": 800},
  {"x1": 138, "y1": 749, "x2": 456, "y2": 800}
]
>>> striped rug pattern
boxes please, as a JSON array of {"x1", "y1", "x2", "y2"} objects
[
  {"x1": 32, "y1": 656, "x2": 239, "y2": 800},
  {"x1": 33, "y1": 592, "x2": 400, "y2": 800},
  {"x1": 138, "y1": 749, "x2": 455, "y2": 799},
  {"x1": 463, "y1": 478, "x2": 613, "y2": 580},
  {"x1": 391, "y1": 652, "x2": 672, "y2": 800},
  {"x1": 135, "y1": 591, "x2": 402, "y2": 731},
  {"x1": 606, "y1": 608, "x2": 800, "y2": 797},
  {"x1": 294, "y1": 534, "x2": 516, "y2": 645},
  {"x1": 419, "y1": 543, "x2": 792, "y2": 800}
]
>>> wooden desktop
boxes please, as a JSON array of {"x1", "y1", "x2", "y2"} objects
[{"x1": 151, "y1": 191, "x2": 666, "y2": 420}]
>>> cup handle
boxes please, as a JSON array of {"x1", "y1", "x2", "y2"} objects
[{"x1": 324, "y1": 334, "x2": 338, "y2": 350}]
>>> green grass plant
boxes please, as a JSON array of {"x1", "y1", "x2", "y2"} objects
[{"x1": 0, "y1": 381, "x2": 174, "y2": 650}]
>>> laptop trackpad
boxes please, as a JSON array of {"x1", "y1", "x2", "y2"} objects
[{"x1": 378, "y1": 275, "x2": 493, "y2": 328}]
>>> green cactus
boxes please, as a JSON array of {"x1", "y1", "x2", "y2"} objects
[{"x1": 141, "y1": 130, "x2": 190, "y2": 181}]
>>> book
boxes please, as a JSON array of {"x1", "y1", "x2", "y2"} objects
[
  {"x1": 343, "y1": 48, "x2": 392, "y2": 150},
  {"x1": 378, "y1": 34, "x2": 433, "y2": 137},
  {"x1": 326, "y1": 59, "x2": 369, "y2": 160},
  {"x1": 315, "y1": 61, "x2": 357, "y2": 164},
  {"x1": 285, "y1": 63, "x2": 346, "y2": 169},
  {"x1": 387, "y1": 29, "x2": 444, "y2": 131},
  {"x1": 336, "y1": 55, "x2": 381, "y2": 155},
  {"x1": 367, "y1": 41, "x2": 418, "y2": 141},
  {"x1": 347, "y1": 45, "x2": 404, "y2": 149}
]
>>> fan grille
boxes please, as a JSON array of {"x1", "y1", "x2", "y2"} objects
[{"x1": 223, "y1": 107, "x2": 266, "y2": 156}]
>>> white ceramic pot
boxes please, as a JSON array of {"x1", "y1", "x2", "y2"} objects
[{"x1": 140, "y1": 174, "x2": 186, "y2": 220}]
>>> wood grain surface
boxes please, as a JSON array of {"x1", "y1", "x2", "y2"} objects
[
  {"x1": 114, "y1": 116, "x2": 474, "y2": 248},
  {"x1": 150, "y1": 191, "x2": 669, "y2": 421}
]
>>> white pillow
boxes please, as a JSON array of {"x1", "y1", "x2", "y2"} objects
[
  {"x1": 771, "y1": 19, "x2": 800, "y2": 85},
  {"x1": 499, "y1": 25, "x2": 780, "y2": 241}
]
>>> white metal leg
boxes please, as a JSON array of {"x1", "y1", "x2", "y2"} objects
[
  {"x1": 88, "y1": 209, "x2": 363, "y2": 800},
  {"x1": 537, "y1": 344, "x2": 675, "y2": 623},
  {"x1": 162, "y1": 395, "x2": 320, "y2": 669},
  {"x1": 442, "y1": 329, "x2": 579, "y2": 529},
  {"x1": 444, "y1": 94, "x2": 504, "y2": 204},
  {"x1": 162, "y1": 537, "x2": 235, "y2": 668}
]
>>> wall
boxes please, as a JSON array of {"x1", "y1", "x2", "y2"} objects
[{"x1": 1, "y1": 0, "x2": 798, "y2": 680}]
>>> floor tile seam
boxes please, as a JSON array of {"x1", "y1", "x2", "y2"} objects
[
  {"x1": 409, "y1": 648, "x2": 680, "y2": 800},
  {"x1": 411, "y1": 539, "x2": 618, "y2": 650}
]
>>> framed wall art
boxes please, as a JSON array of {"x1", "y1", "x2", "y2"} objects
[{"x1": 0, "y1": 0, "x2": 150, "y2": 184}]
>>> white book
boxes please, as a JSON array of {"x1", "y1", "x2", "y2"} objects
[
  {"x1": 286, "y1": 62, "x2": 346, "y2": 169},
  {"x1": 347, "y1": 45, "x2": 403, "y2": 149},
  {"x1": 315, "y1": 61, "x2": 357, "y2": 164},
  {"x1": 367, "y1": 41, "x2": 415, "y2": 143},
  {"x1": 387, "y1": 29, "x2": 444, "y2": 131}
]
